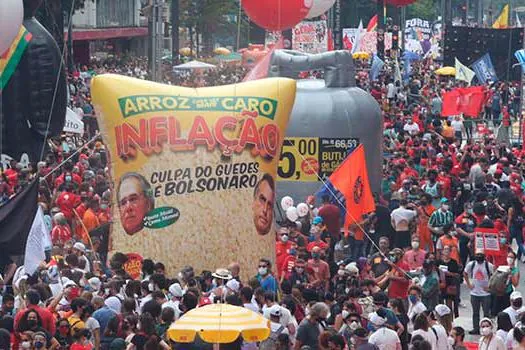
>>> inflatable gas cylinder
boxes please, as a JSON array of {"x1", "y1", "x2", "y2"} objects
[{"x1": 269, "y1": 50, "x2": 382, "y2": 204}]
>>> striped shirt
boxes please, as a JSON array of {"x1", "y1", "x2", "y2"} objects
[{"x1": 428, "y1": 209, "x2": 454, "y2": 228}]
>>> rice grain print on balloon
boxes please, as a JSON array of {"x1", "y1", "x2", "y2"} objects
[{"x1": 92, "y1": 75, "x2": 296, "y2": 278}]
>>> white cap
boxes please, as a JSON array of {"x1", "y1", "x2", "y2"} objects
[
  {"x1": 511, "y1": 291, "x2": 523, "y2": 301},
  {"x1": 434, "y1": 304, "x2": 451, "y2": 317},
  {"x1": 226, "y1": 279, "x2": 240, "y2": 293},
  {"x1": 88, "y1": 277, "x2": 101, "y2": 291},
  {"x1": 63, "y1": 279, "x2": 77, "y2": 288},
  {"x1": 105, "y1": 296, "x2": 122, "y2": 314},
  {"x1": 168, "y1": 283, "x2": 184, "y2": 297},
  {"x1": 269, "y1": 304, "x2": 281, "y2": 317},
  {"x1": 73, "y1": 242, "x2": 86, "y2": 253},
  {"x1": 369, "y1": 312, "x2": 386, "y2": 327}
]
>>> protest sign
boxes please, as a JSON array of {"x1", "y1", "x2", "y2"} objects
[
  {"x1": 92, "y1": 75, "x2": 296, "y2": 276},
  {"x1": 292, "y1": 20, "x2": 328, "y2": 53}
]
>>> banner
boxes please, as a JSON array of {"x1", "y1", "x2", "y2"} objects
[
  {"x1": 472, "y1": 53, "x2": 498, "y2": 84},
  {"x1": 92, "y1": 75, "x2": 296, "y2": 277},
  {"x1": 404, "y1": 18, "x2": 441, "y2": 58},
  {"x1": 474, "y1": 228, "x2": 500, "y2": 255},
  {"x1": 277, "y1": 137, "x2": 359, "y2": 182},
  {"x1": 64, "y1": 108, "x2": 85, "y2": 134},
  {"x1": 441, "y1": 86, "x2": 486, "y2": 117},
  {"x1": 342, "y1": 29, "x2": 392, "y2": 53},
  {"x1": 292, "y1": 20, "x2": 328, "y2": 54},
  {"x1": 24, "y1": 207, "x2": 49, "y2": 275}
]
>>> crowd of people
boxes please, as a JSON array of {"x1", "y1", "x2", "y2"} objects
[{"x1": 2, "y1": 51, "x2": 525, "y2": 350}]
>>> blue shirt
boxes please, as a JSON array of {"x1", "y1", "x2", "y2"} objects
[
  {"x1": 92, "y1": 306, "x2": 116, "y2": 335},
  {"x1": 257, "y1": 274, "x2": 278, "y2": 294}
]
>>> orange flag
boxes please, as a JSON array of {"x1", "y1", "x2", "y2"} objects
[{"x1": 329, "y1": 144, "x2": 375, "y2": 227}]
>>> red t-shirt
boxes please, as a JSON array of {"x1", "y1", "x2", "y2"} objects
[
  {"x1": 388, "y1": 261, "x2": 410, "y2": 299},
  {"x1": 276, "y1": 241, "x2": 292, "y2": 277},
  {"x1": 318, "y1": 204, "x2": 341, "y2": 237},
  {"x1": 56, "y1": 191, "x2": 81, "y2": 220}
]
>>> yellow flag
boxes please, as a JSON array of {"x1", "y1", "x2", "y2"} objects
[{"x1": 493, "y1": 4, "x2": 509, "y2": 29}]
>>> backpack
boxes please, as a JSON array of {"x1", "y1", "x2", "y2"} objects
[
  {"x1": 468, "y1": 261, "x2": 491, "y2": 279},
  {"x1": 488, "y1": 269, "x2": 510, "y2": 296},
  {"x1": 259, "y1": 325, "x2": 285, "y2": 350}
]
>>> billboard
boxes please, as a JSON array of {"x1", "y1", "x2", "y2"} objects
[{"x1": 92, "y1": 75, "x2": 296, "y2": 277}]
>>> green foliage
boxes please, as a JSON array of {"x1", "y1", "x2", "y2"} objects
[{"x1": 405, "y1": 0, "x2": 439, "y2": 20}]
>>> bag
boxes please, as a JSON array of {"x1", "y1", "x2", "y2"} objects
[
  {"x1": 259, "y1": 325, "x2": 285, "y2": 350},
  {"x1": 468, "y1": 261, "x2": 491, "y2": 279},
  {"x1": 488, "y1": 269, "x2": 510, "y2": 296}
]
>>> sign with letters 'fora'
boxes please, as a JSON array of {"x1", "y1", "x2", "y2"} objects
[{"x1": 92, "y1": 74, "x2": 296, "y2": 277}]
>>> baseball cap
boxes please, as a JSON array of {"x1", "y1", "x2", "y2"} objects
[
  {"x1": 434, "y1": 304, "x2": 451, "y2": 317},
  {"x1": 88, "y1": 277, "x2": 101, "y2": 291},
  {"x1": 312, "y1": 216, "x2": 323, "y2": 225},
  {"x1": 269, "y1": 304, "x2": 281, "y2": 317},
  {"x1": 168, "y1": 283, "x2": 184, "y2": 297},
  {"x1": 511, "y1": 291, "x2": 523, "y2": 301},
  {"x1": 73, "y1": 242, "x2": 86, "y2": 253}
]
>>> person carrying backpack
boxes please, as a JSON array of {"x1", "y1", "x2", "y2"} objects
[
  {"x1": 260, "y1": 305, "x2": 289, "y2": 350},
  {"x1": 463, "y1": 252, "x2": 494, "y2": 335}
]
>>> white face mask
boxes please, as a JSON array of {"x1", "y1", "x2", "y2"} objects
[
  {"x1": 281, "y1": 235, "x2": 289, "y2": 242},
  {"x1": 507, "y1": 258, "x2": 515, "y2": 266},
  {"x1": 350, "y1": 321, "x2": 359, "y2": 330},
  {"x1": 258, "y1": 267, "x2": 268, "y2": 275},
  {"x1": 341, "y1": 310, "x2": 350, "y2": 320},
  {"x1": 481, "y1": 326, "x2": 492, "y2": 336},
  {"x1": 442, "y1": 204, "x2": 450, "y2": 211},
  {"x1": 411, "y1": 241, "x2": 420, "y2": 249},
  {"x1": 337, "y1": 270, "x2": 345, "y2": 276},
  {"x1": 21, "y1": 342, "x2": 31, "y2": 349},
  {"x1": 447, "y1": 336, "x2": 455, "y2": 346}
]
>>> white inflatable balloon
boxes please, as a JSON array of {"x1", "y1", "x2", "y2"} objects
[
  {"x1": 297, "y1": 203, "x2": 310, "y2": 217},
  {"x1": 306, "y1": 0, "x2": 336, "y2": 19},
  {"x1": 0, "y1": 0, "x2": 24, "y2": 55},
  {"x1": 281, "y1": 196, "x2": 294, "y2": 211},
  {"x1": 286, "y1": 207, "x2": 299, "y2": 222}
]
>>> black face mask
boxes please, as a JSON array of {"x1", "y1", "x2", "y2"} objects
[
  {"x1": 27, "y1": 320, "x2": 38, "y2": 329},
  {"x1": 475, "y1": 256, "x2": 485, "y2": 263},
  {"x1": 513, "y1": 299, "x2": 523, "y2": 309}
]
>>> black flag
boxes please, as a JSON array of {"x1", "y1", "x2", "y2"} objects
[{"x1": 0, "y1": 180, "x2": 38, "y2": 255}]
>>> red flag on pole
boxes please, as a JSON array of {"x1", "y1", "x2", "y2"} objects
[
  {"x1": 329, "y1": 145, "x2": 375, "y2": 227},
  {"x1": 441, "y1": 86, "x2": 486, "y2": 117},
  {"x1": 366, "y1": 15, "x2": 378, "y2": 32},
  {"x1": 243, "y1": 37, "x2": 284, "y2": 82}
]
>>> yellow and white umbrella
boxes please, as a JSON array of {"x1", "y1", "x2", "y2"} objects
[
  {"x1": 167, "y1": 304, "x2": 270, "y2": 344},
  {"x1": 435, "y1": 66, "x2": 456, "y2": 76}
]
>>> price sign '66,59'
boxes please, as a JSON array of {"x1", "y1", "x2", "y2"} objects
[{"x1": 277, "y1": 137, "x2": 359, "y2": 182}]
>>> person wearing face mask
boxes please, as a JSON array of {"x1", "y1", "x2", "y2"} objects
[
  {"x1": 428, "y1": 198, "x2": 454, "y2": 246},
  {"x1": 288, "y1": 259, "x2": 308, "y2": 288},
  {"x1": 54, "y1": 318, "x2": 73, "y2": 349},
  {"x1": 463, "y1": 252, "x2": 494, "y2": 335},
  {"x1": 389, "y1": 299, "x2": 410, "y2": 350},
  {"x1": 407, "y1": 286, "x2": 427, "y2": 332},
  {"x1": 338, "y1": 311, "x2": 363, "y2": 344},
  {"x1": 478, "y1": 318, "x2": 506, "y2": 350},
  {"x1": 369, "y1": 236, "x2": 391, "y2": 281},
  {"x1": 276, "y1": 227, "x2": 293, "y2": 279},
  {"x1": 421, "y1": 260, "x2": 440, "y2": 312},
  {"x1": 449, "y1": 326, "x2": 467, "y2": 350},
  {"x1": 403, "y1": 234, "x2": 426, "y2": 271},
  {"x1": 306, "y1": 247, "x2": 330, "y2": 293},
  {"x1": 502, "y1": 291, "x2": 525, "y2": 326},
  {"x1": 280, "y1": 243, "x2": 298, "y2": 283},
  {"x1": 350, "y1": 327, "x2": 378, "y2": 350},
  {"x1": 380, "y1": 249, "x2": 409, "y2": 301},
  {"x1": 294, "y1": 302, "x2": 330, "y2": 350},
  {"x1": 256, "y1": 259, "x2": 278, "y2": 294},
  {"x1": 417, "y1": 193, "x2": 436, "y2": 253}
]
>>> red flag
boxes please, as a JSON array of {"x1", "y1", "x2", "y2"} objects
[
  {"x1": 327, "y1": 28, "x2": 334, "y2": 51},
  {"x1": 343, "y1": 34, "x2": 352, "y2": 50},
  {"x1": 329, "y1": 145, "x2": 376, "y2": 227},
  {"x1": 441, "y1": 86, "x2": 486, "y2": 117},
  {"x1": 243, "y1": 37, "x2": 284, "y2": 82},
  {"x1": 367, "y1": 15, "x2": 378, "y2": 32}
]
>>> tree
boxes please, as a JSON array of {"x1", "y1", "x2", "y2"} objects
[{"x1": 405, "y1": 0, "x2": 439, "y2": 20}]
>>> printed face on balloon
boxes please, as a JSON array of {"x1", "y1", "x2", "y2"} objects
[{"x1": 118, "y1": 173, "x2": 154, "y2": 235}]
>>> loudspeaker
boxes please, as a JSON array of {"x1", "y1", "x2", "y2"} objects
[{"x1": 443, "y1": 26, "x2": 524, "y2": 81}]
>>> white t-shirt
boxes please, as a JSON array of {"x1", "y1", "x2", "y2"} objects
[
  {"x1": 404, "y1": 123, "x2": 420, "y2": 135},
  {"x1": 391, "y1": 207, "x2": 417, "y2": 228},
  {"x1": 464, "y1": 261, "x2": 494, "y2": 296},
  {"x1": 431, "y1": 324, "x2": 451, "y2": 350},
  {"x1": 411, "y1": 329, "x2": 437, "y2": 349},
  {"x1": 387, "y1": 83, "x2": 396, "y2": 98},
  {"x1": 86, "y1": 317, "x2": 100, "y2": 345},
  {"x1": 479, "y1": 334, "x2": 506, "y2": 350},
  {"x1": 262, "y1": 304, "x2": 294, "y2": 335},
  {"x1": 502, "y1": 306, "x2": 525, "y2": 325},
  {"x1": 369, "y1": 327, "x2": 401, "y2": 350},
  {"x1": 162, "y1": 300, "x2": 181, "y2": 320},
  {"x1": 243, "y1": 302, "x2": 259, "y2": 313},
  {"x1": 451, "y1": 120, "x2": 464, "y2": 132},
  {"x1": 269, "y1": 321, "x2": 289, "y2": 335},
  {"x1": 407, "y1": 301, "x2": 427, "y2": 330}
]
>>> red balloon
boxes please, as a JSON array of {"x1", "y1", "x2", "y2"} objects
[{"x1": 242, "y1": 0, "x2": 311, "y2": 31}]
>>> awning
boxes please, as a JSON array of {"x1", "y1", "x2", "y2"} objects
[{"x1": 65, "y1": 27, "x2": 148, "y2": 41}]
